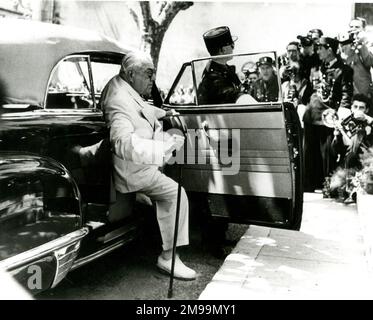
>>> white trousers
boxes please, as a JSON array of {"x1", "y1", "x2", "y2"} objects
[{"x1": 138, "y1": 170, "x2": 189, "y2": 251}]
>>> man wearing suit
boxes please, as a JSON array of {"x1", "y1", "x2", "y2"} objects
[{"x1": 100, "y1": 52, "x2": 196, "y2": 280}]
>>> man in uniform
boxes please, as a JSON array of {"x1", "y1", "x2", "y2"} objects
[
  {"x1": 316, "y1": 37, "x2": 354, "y2": 110},
  {"x1": 197, "y1": 26, "x2": 242, "y2": 105},
  {"x1": 303, "y1": 36, "x2": 354, "y2": 192},
  {"x1": 251, "y1": 56, "x2": 279, "y2": 102},
  {"x1": 339, "y1": 23, "x2": 373, "y2": 116}
]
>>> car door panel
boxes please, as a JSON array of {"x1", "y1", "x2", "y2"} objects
[
  {"x1": 164, "y1": 52, "x2": 302, "y2": 229},
  {"x1": 165, "y1": 108, "x2": 300, "y2": 228},
  {"x1": 164, "y1": 106, "x2": 302, "y2": 229},
  {"x1": 167, "y1": 106, "x2": 292, "y2": 197}
]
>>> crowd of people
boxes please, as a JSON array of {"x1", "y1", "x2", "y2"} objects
[
  {"x1": 194, "y1": 20, "x2": 373, "y2": 203},
  {"x1": 272, "y1": 17, "x2": 373, "y2": 202}
]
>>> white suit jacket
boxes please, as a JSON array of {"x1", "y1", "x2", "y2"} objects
[{"x1": 100, "y1": 75, "x2": 167, "y2": 193}]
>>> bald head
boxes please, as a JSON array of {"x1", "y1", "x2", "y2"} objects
[{"x1": 120, "y1": 51, "x2": 155, "y2": 99}]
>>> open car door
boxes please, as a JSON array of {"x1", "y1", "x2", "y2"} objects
[{"x1": 163, "y1": 51, "x2": 303, "y2": 230}]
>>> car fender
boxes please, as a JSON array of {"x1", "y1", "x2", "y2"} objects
[{"x1": 0, "y1": 152, "x2": 88, "y2": 294}]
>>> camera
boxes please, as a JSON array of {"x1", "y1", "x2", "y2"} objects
[
  {"x1": 297, "y1": 35, "x2": 313, "y2": 47},
  {"x1": 339, "y1": 31, "x2": 363, "y2": 53},
  {"x1": 341, "y1": 113, "x2": 367, "y2": 138},
  {"x1": 339, "y1": 32, "x2": 355, "y2": 44},
  {"x1": 283, "y1": 64, "x2": 298, "y2": 79}
]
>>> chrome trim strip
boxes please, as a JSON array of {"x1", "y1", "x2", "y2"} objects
[
  {"x1": 191, "y1": 50, "x2": 277, "y2": 63},
  {"x1": 86, "y1": 55, "x2": 97, "y2": 110},
  {"x1": 0, "y1": 228, "x2": 89, "y2": 271},
  {"x1": 71, "y1": 237, "x2": 134, "y2": 271},
  {"x1": 51, "y1": 242, "x2": 81, "y2": 288},
  {"x1": 100, "y1": 225, "x2": 137, "y2": 244},
  {"x1": 58, "y1": 250, "x2": 80, "y2": 269}
]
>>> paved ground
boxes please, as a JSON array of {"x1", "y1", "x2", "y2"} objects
[
  {"x1": 199, "y1": 193, "x2": 373, "y2": 300},
  {"x1": 38, "y1": 217, "x2": 247, "y2": 300},
  {"x1": 38, "y1": 192, "x2": 371, "y2": 300}
]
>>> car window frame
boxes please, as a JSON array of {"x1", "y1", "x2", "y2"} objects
[
  {"x1": 89, "y1": 55, "x2": 123, "y2": 110},
  {"x1": 44, "y1": 54, "x2": 97, "y2": 113}
]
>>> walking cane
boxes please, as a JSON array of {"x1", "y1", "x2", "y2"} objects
[
  {"x1": 168, "y1": 163, "x2": 182, "y2": 298},
  {"x1": 168, "y1": 116, "x2": 187, "y2": 299}
]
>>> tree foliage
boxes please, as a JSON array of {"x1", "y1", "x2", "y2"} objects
[{"x1": 128, "y1": 1, "x2": 193, "y2": 70}]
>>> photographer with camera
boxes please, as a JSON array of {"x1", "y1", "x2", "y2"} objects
[
  {"x1": 241, "y1": 61, "x2": 259, "y2": 94},
  {"x1": 279, "y1": 41, "x2": 302, "y2": 83},
  {"x1": 339, "y1": 22, "x2": 373, "y2": 117},
  {"x1": 349, "y1": 17, "x2": 368, "y2": 41},
  {"x1": 281, "y1": 62, "x2": 313, "y2": 127},
  {"x1": 297, "y1": 32, "x2": 322, "y2": 81},
  {"x1": 331, "y1": 93, "x2": 373, "y2": 170}
]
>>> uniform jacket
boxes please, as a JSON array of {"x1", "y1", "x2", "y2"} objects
[
  {"x1": 320, "y1": 57, "x2": 353, "y2": 110},
  {"x1": 251, "y1": 75, "x2": 279, "y2": 102},
  {"x1": 303, "y1": 58, "x2": 353, "y2": 125},
  {"x1": 197, "y1": 60, "x2": 241, "y2": 105},
  {"x1": 345, "y1": 44, "x2": 373, "y2": 100},
  {"x1": 100, "y1": 74, "x2": 167, "y2": 193}
]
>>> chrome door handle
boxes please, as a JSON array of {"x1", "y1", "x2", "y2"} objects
[
  {"x1": 201, "y1": 120, "x2": 210, "y2": 139},
  {"x1": 170, "y1": 115, "x2": 187, "y2": 135}
]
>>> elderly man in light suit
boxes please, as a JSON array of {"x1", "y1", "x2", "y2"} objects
[{"x1": 100, "y1": 51, "x2": 196, "y2": 280}]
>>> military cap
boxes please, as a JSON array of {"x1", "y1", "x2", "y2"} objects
[
  {"x1": 257, "y1": 56, "x2": 274, "y2": 67},
  {"x1": 319, "y1": 36, "x2": 339, "y2": 53},
  {"x1": 203, "y1": 26, "x2": 237, "y2": 54}
]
